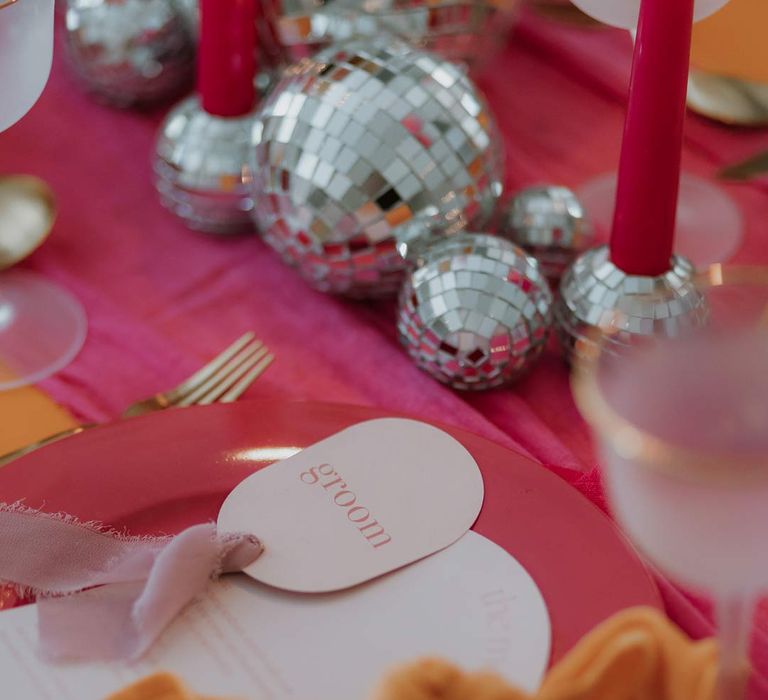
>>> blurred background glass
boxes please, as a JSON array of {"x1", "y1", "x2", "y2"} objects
[
  {"x1": 0, "y1": 0, "x2": 54, "y2": 131},
  {"x1": 575, "y1": 266, "x2": 768, "y2": 700}
]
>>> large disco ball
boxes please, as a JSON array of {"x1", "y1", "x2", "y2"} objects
[
  {"x1": 398, "y1": 233, "x2": 553, "y2": 390},
  {"x1": 261, "y1": 0, "x2": 521, "y2": 69},
  {"x1": 250, "y1": 37, "x2": 504, "y2": 297}
]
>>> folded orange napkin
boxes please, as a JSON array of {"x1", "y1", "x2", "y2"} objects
[
  {"x1": 106, "y1": 607, "x2": 720, "y2": 700},
  {"x1": 105, "y1": 673, "x2": 227, "y2": 700},
  {"x1": 372, "y1": 607, "x2": 719, "y2": 700}
]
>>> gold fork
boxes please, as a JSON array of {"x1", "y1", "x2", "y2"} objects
[{"x1": 0, "y1": 332, "x2": 274, "y2": 466}]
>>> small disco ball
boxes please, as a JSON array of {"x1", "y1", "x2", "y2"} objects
[
  {"x1": 501, "y1": 185, "x2": 594, "y2": 283},
  {"x1": 264, "y1": 0, "x2": 521, "y2": 69},
  {"x1": 64, "y1": 0, "x2": 196, "y2": 108},
  {"x1": 251, "y1": 37, "x2": 504, "y2": 297},
  {"x1": 398, "y1": 233, "x2": 553, "y2": 390}
]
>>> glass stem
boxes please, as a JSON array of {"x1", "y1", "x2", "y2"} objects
[{"x1": 716, "y1": 596, "x2": 754, "y2": 700}]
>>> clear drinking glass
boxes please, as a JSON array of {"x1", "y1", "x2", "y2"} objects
[
  {"x1": 0, "y1": 2, "x2": 87, "y2": 388},
  {"x1": 573, "y1": 266, "x2": 768, "y2": 700},
  {"x1": 0, "y1": 0, "x2": 55, "y2": 131}
]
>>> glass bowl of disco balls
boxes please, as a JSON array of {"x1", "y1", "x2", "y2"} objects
[{"x1": 260, "y1": 0, "x2": 522, "y2": 70}]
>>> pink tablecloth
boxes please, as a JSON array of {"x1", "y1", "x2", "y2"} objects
[{"x1": 3, "y1": 7, "x2": 768, "y2": 692}]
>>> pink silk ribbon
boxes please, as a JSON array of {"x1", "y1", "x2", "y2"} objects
[{"x1": 0, "y1": 503, "x2": 262, "y2": 661}]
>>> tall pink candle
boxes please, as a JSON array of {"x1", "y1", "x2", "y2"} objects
[
  {"x1": 610, "y1": 0, "x2": 695, "y2": 276},
  {"x1": 198, "y1": 0, "x2": 257, "y2": 118}
]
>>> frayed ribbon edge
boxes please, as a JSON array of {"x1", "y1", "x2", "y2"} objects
[{"x1": 0, "y1": 501, "x2": 261, "y2": 599}]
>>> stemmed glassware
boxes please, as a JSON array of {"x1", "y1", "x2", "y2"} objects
[
  {"x1": 574, "y1": 265, "x2": 768, "y2": 699},
  {"x1": 0, "y1": 0, "x2": 55, "y2": 132},
  {"x1": 0, "y1": 0, "x2": 88, "y2": 389}
]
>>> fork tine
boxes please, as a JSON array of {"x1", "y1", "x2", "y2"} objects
[
  {"x1": 190, "y1": 347, "x2": 270, "y2": 406},
  {"x1": 165, "y1": 331, "x2": 256, "y2": 403},
  {"x1": 219, "y1": 353, "x2": 274, "y2": 404},
  {"x1": 175, "y1": 341, "x2": 266, "y2": 407}
]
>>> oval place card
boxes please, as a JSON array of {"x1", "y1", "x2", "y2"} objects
[{"x1": 217, "y1": 418, "x2": 484, "y2": 592}]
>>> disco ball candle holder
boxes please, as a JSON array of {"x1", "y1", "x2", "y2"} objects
[
  {"x1": 154, "y1": 0, "x2": 261, "y2": 234},
  {"x1": 554, "y1": 245, "x2": 708, "y2": 364},
  {"x1": 64, "y1": 0, "x2": 196, "y2": 107},
  {"x1": 155, "y1": 96, "x2": 260, "y2": 234},
  {"x1": 398, "y1": 234, "x2": 553, "y2": 391},
  {"x1": 501, "y1": 185, "x2": 594, "y2": 284},
  {"x1": 251, "y1": 37, "x2": 504, "y2": 297},
  {"x1": 262, "y1": 0, "x2": 521, "y2": 69}
]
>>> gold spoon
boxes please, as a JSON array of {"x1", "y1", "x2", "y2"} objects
[
  {"x1": 688, "y1": 70, "x2": 768, "y2": 127},
  {"x1": 0, "y1": 175, "x2": 56, "y2": 270}
]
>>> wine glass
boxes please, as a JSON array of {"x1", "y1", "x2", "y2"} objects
[
  {"x1": 573, "y1": 266, "x2": 768, "y2": 699},
  {"x1": 571, "y1": 0, "x2": 730, "y2": 29},
  {"x1": 0, "y1": 0, "x2": 55, "y2": 132},
  {"x1": 0, "y1": 0, "x2": 88, "y2": 389}
]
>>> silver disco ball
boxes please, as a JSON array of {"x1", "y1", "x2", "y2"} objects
[
  {"x1": 261, "y1": 0, "x2": 521, "y2": 69},
  {"x1": 501, "y1": 185, "x2": 594, "y2": 284},
  {"x1": 250, "y1": 37, "x2": 504, "y2": 297},
  {"x1": 175, "y1": 0, "x2": 199, "y2": 37},
  {"x1": 398, "y1": 233, "x2": 553, "y2": 390},
  {"x1": 63, "y1": 0, "x2": 196, "y2": 107}
]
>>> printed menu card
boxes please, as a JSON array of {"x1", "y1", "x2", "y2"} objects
[{"x1": 0, "y1": 532, "x2": 550, "y2": 699}]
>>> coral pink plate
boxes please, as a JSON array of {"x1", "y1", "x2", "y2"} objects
[{"x1": 0, "y1": 400, "x2": 660, "y2": 664}]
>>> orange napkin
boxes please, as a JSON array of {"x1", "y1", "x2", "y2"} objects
[
  {"x1": 691, "y1": 0, "x2": 768, "y2": 83},
  {"x1": 105, "y1": 673, "x2": 230, "y2": 700},
  {"x1": 373, "y1": 607, "x2": 719, "y2": 700},
  {"x1": 0, "y1": 387, "x2": 78, "y2": 456},
  {"x1": 107, "y1": 607, "x2": 719, "y2": 700}
]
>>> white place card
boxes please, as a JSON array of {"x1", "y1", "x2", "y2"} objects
[
  {"x1": 0, "y1": 531, "x2": 551, "y2": 699},
  {"x1": 218, "y1": 418, "x2": 485, "y2": 592}
]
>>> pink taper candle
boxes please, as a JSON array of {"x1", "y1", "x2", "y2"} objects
[
  {"x1": 198, "y1": 0, "x2": 257, "y2": 117},
  {"x1": 610, "y1": 0, "x2": 695, "y2": 276}
]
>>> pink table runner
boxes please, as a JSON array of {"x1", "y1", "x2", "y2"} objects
[{"x1": 2, "y1": 7, "x2": 768, "y2": 691}]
